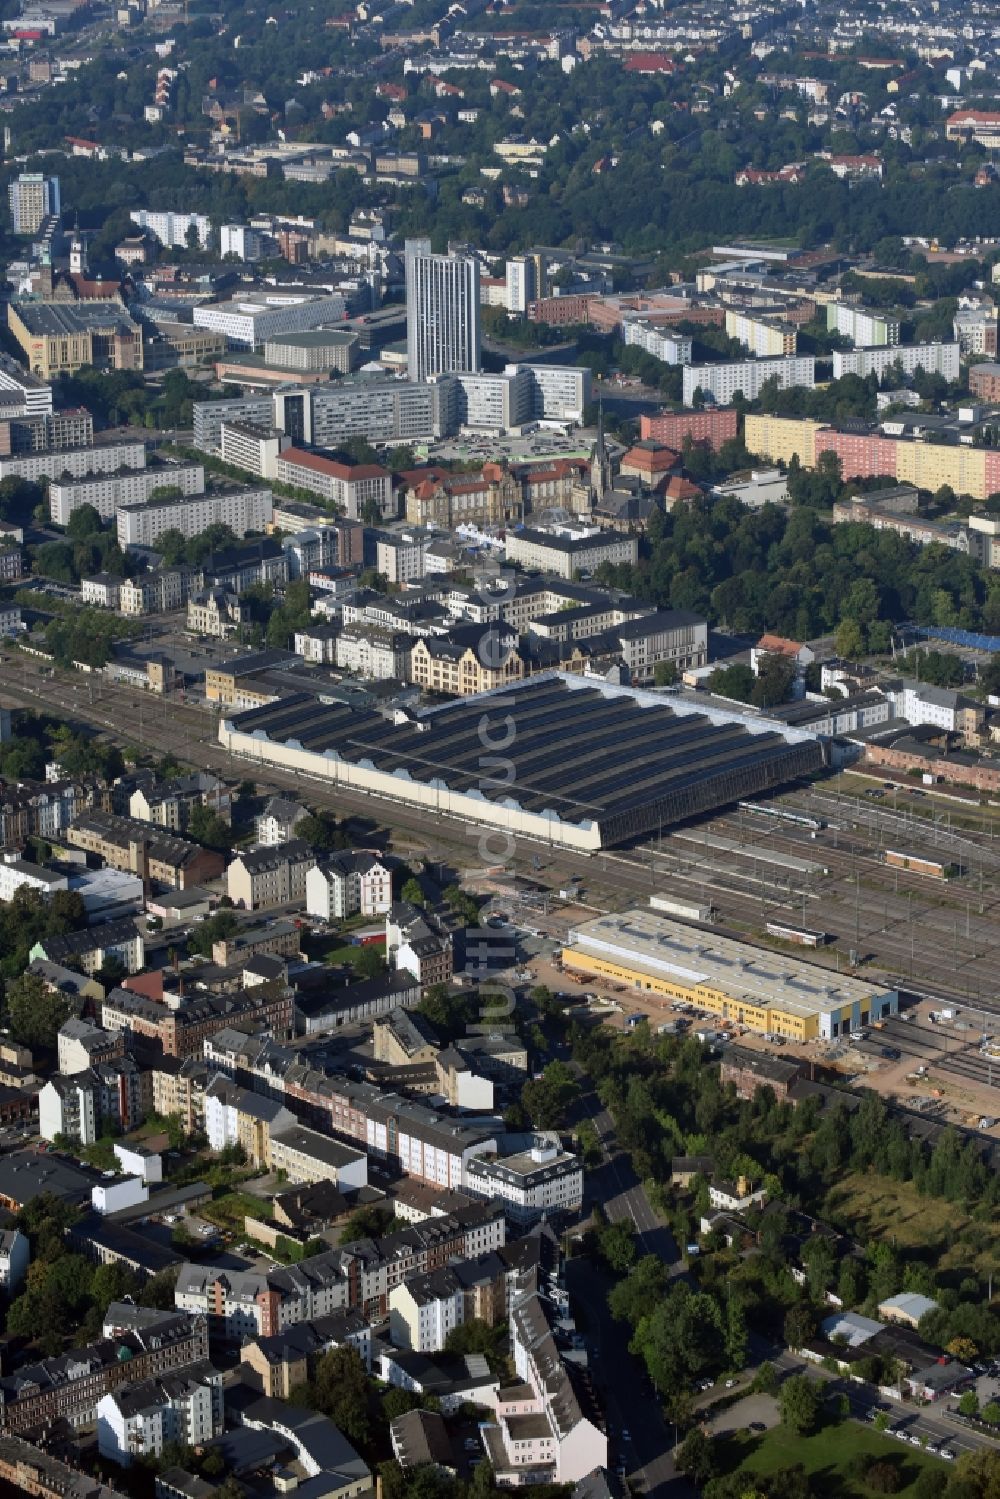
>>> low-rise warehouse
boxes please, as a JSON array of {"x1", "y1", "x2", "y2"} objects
[
  {"x1": 564, "y1": 910, "x2": 897, "y2": 1040},
  {"x1": 217, "y1": 673, "x2": 824, "y2": 852}
]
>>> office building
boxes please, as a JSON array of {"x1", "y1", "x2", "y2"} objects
[
  {"x1": 193, "y1": 293, "x2": 346, "y2": 350},
  {"x1": 274, "y1": 448, "x2": 392, "y2": 517},
  {"x1": 9, "y1": 172, "x2": 60, "y2": 234},
  {"x1": 219, "y1": 420, "x2": 289, "y2": 479},
  {"x1": 264, "y1": 329, "x2": 357, "y2": 373},
  {"x1": 405, "y1": 238, "x2": 480, "y2": 381}
]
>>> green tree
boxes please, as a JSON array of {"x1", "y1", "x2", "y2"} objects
[
  {"x1": 778, "y1": 1375, "x2": 821, "y2": 1435},
  {"x1": 353, "y1": 943, "x2": 386, "y2": 980},
  {"x1": 401, "y1": 877, "x2": 424, "y2": 904},
  {"x1": 676, "y1": 1428, "x2": 717, "y2": 1486},
  {"x1": 520, "y1": 1060, "x2": 579, "y2": 1129},
  {"x1": 4, "y1": 971, "x2": 78, "y2": 1049},
  {"x1": 597, "y1": 1218, "x2": 637, "y2": 1275}
]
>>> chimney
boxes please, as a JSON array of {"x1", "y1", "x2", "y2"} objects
[{"x1": 737, "y1": 1174, "x2": 750, "y2": 1199}]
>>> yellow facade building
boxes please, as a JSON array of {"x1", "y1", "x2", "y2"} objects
[
  {"x1": 564, "y1": 910, "x2": 896, "y2": 1041},
  {"x1": 744, "y1": 414, "x2": 825, "y2": 467}
]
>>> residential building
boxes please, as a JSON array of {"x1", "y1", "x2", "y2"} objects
[
  {"x1": 305, "y1": 851, "x2": 393, "y2": 921},
  {"x1": 9, "y1": 172, "x2": 60, "y2": 234},
  {"x1": 240, "y1": 1311, "x2": 372, "y2": 1398},
  {"x1": 482, "y1": 1291, "x2": 607, "y2": 1484},
  {"x1": 268, "y1": 1124, "x2": 369, "y2": 1190},
  {"x1": 117, "y1": 485, "x2": 273, "y2": 548},
  {"x1": 405, "y1": 238, "x2": 481, "y2": 382},
  {"x1": 220, "y1": 223, "x2": 266, "y2": 261},
  {"x1": 506, "y1": 256, "x2": 536, "y2": 315},
  {"x1": 130, "y1": 209, "x2": 212, "y2": 249},
  {"x1": 227, "y1": 839, "x2": 314, "y2": 909},
  {"x1": 464, "y1": 1143, "x2": 584, "y2": 1226},
  {"x1": 826, "y1": 303, "x2": 900, "y2": 347},
  {"x1": 724, "y1": 309, "x2": 797, "y2": 358},
  {"x1": 67, "y1": 812, "x2": 226, "y2": 889},
  {"x1": 386, "y1": 902, "x2": 454, "y2": 989},
  {"x1": 0, "y1": 1310, "x2": 209, "y2": 1432},
  {"x1": 0, "y1": 1229, "x2": 29, "y2": 1292},
  {"x1": 97, "y1": 1364, "x2": 223, "y2": 1467},
  {"x1": 129, "y1": 772, "x2": 229, "y2": 832},
  {"x1": 883, "y1": 678, "x2": 985, "y2": 737},
  {"x1": 623, "y1": 319, "x2": 693, "y2": 365},
  {"x1": 176, "y1": 1203, "x2": 504, "y2": 1332},
  {"x1": 255, "y1": 795, "x2": 304, "y2": 845},
  {"x1": 29, "y1": 918, "x2": 145, "y2": 977},
  {"x1": 49, "y1": 464, "x2": 204, "y2": 526},
  {"x1": 58, "y1": 1017, "x2": 124, "y2": 1075},
  {"x1": 953, "y1": 309, "x2": 997, "y2": 358},
  {"x1": 0, "y1": 439, "x2": 146, "y2": 485},
  {"x1": 831, "y1": 343, "x2": 960, "y2": 381},
  {"x1": 102, "y1": 982, "x2": 294, "y2": 1059},
  {"x1": 682, "y1": 355, "x2": 816, "y2": 406},
  {"x1": 388, "y1": 1267, "x2": 464, "y2": 1353},
  {"x1": 640, "y1": 407, "x2": 739, "y2": 449}
]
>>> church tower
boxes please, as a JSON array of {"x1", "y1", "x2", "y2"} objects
[{"x1": 590, "y1": 402, "x2": 611, "y2": 504}]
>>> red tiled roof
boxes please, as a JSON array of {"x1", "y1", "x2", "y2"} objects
[{"x1": 280, "y1": 446, "x2": 387, "y2": 481}]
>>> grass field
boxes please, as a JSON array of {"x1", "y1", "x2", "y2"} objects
[
  {"x1": 201, "y1": 1189, "x2": 274, "y2": 1232},
  {"x1": 729, "y1": 1419, "x2": 946, "y2": 1497},
  {"x1": 822, "y1": 1172, "x2": 1000, "y2": 1280}
]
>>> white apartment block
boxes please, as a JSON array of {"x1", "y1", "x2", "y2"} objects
[
  {"x1": 192, "y1": 293, "x2": 346, "y2": 349},
  {"x1": 96, "y1": 1367, "x2": 223, "y2": 1467},
  {"x1": 506, "y1": 255, "x2": 536, "y2": 315},
  {"x1": 116, "y1": 486, "x2": 273, "y2": 547},
  {"x1": 682, "y1": 355, "x2": 815, "y2": 406},
  {"x1": 130, "y1": 209, "x2": 213, "y2": 249},
  {"x1": 219, "y1": 420, "x2": 289, "y2": 479},
  {"x1": 0, "y1": 440, "x2": 146, "y2": 485},
  {"x1": 528, "y1": 363, "x2": 591, "y2": 423},
  {"x1": 623, "y1": 318, "x2": 693, "y2": 366},
  {"x1": 220, "y1": 223, "x2": 266, "y2": 261},
  {"x1": 49, "y1": 463, "x2": 205, "y2": 525},
  {"x1": 725, "y1": 309, "x2": 797, "y2": 358},
  {"x1": 39, "y1": 1074, "x2": 98, "y2": 1145},
  {"x1": 826, "y1": 302, "x2": 900, "y2": 347},
  {"x1": 831, "y1": 342, "x2": 961, "y2": 381},
  {"x1": 464, "y1": 1143, "x2": 583, "y2": 1226},
  {"x1": 305, "y1": 853, "x2": 394, "y2": 922}
]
